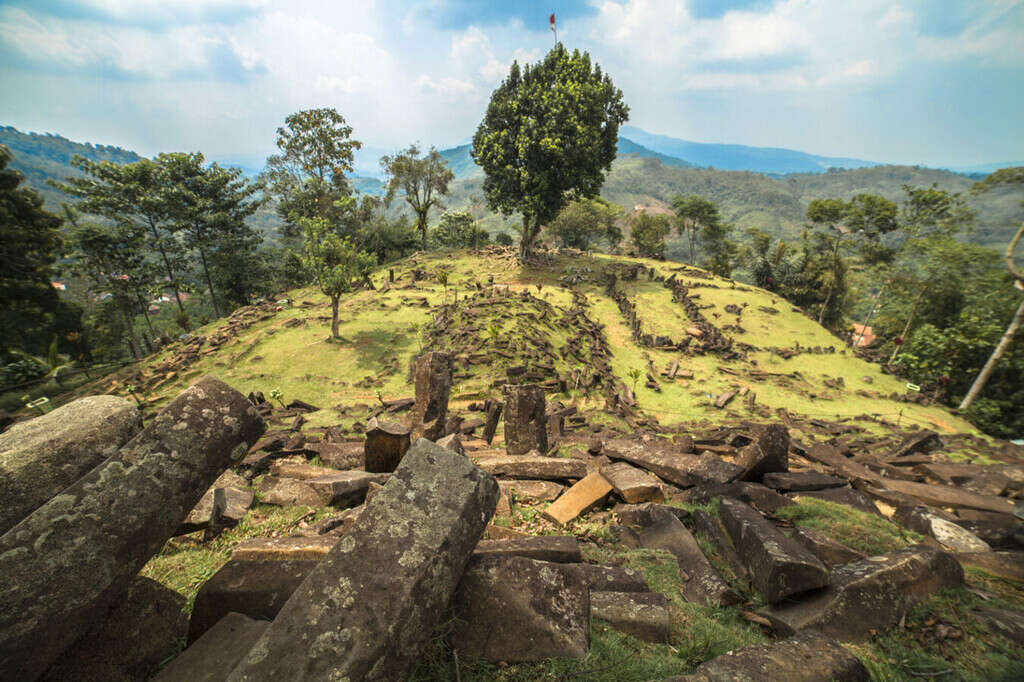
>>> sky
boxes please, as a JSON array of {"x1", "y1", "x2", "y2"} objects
[{"x1": 1, "y1": 0, "x2": 1022, "y2": 170}]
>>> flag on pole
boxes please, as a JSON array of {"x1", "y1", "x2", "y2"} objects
[{"x1": 550, "y1": 13, "x2": 556, "y2": 32}]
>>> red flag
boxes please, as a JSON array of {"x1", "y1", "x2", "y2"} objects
[{"x1": 550, "y1": 13, "x2": 556, "y2": 30}]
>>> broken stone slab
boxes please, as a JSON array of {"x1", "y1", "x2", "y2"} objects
[
  {"x1": 475, "y1": 454, "x2": 587, "y2": 481},
  {"x1": 894, "y1": 505, "x2": 991, "y2": 553},
  {"x1": 788, "y1": 487, "x2": 881, "y2": 516},
  {"x1": 763, "y1": 471, "x2": 847, "y2": 492},
  {"x1": 892, "y1": 429, "x2": 943, "y2": 458},
  {"x1": 870, "y1": 478, "x2": 1015, "y2": 515},
  {"x1": 591, "y1": 591, "x2": 671, "y2": 643},
  {"x1": 363, "y1": 418, "x2": 411, "y2": 473},
  {"x1": 179, "y1": 486, "x2": 254, "y2": 534},
  {"x1": 672, "y1": 632, "x2": 870, "y2": 682},
  {"x1": 483, "y1": 398, "x2": 502, "y2": 445},
  {"x1": 639, "y1": 510, "x2": 740, "y2": 607},
  {"x1": 789, "y1": 526, "x2": 865, "y2": 569},
  {"x1": 307, "y1": 441, "x2": 364, "y2": 469},
  {"x1": 718, "y1": 497, "x2": 829, "y2": 603},
  {"x1": 226, "y1": 438, "x2": 498, "y2": 681},
  {"x1": 435, "y1": 433, "x2": 465, "y2": 454},
  {"x1": 604, "y1": 438, "x2": 741, "y2": 488},
  {"x1": 305, "y1": 471, "x2": 390, "y2": 507},
  {"x1": 232, "y1": 535, "x2": 338, "y2": 561},
  {"x1": 256, "y1": 475, "x2": 323, "y2": 507},
  {"x1": 569, "y1": 564, "x2": 650, "y2": 593},
  {"x1": 450, "y1": 556, "x2": 589, "y2": 663},
  {"x1": 973, "y1": 606, "x2": 1024, "y2": 646},
  {"x1": 543, "y1": 472, "x2": 613, "y2": 524},
  {"x1": 962, "y1": 471, "x2": 1012, "y2": 497},
  {"x1": 688, "y1": 481, "x2": 795, "y2": 515},
  {"x1": 956, "y1": 550, "x2": 1024, "y2": 581},
  {"x1": 473, "y1": 535, "x2": 582, "y2": 563},
  {"x1": 613, "y1": 502, "x2": 691, "y2": 528},
  {"x1": 600, "y1": 460, "x2": 666, "y2": 503},
  {"x1": 498, "y1": 479, "x2": 565, "y2": 502},
  {"x1": 189, "y1": 559, "x2": 320, "y2": 642},
  {"x1": 156, "y1": 613, "x2": 270, "y2": 682},
  {"x1": 0, "y1": 376, "x2": 264, "y2": 682},
  {"x1": 411, "y1": 352, "x2": 452, "y2": 440},
  {"x1": 803, "y1": 443, "x2": 881, "y2": 485},
  {"x1": 41, "y1": 577, "x2": 187, "y2": 682},
  {"x1": 738, "y1": 423, "x2": 790, "y2": 481},
  {"x1": 691, "y1": 509, "x2": 748, "y2": 579},
  {"x1": 503, "y1": 383, "x2": 547, "y2": 455},
  {"x1": 760, "y1": 544, "x2": 964, "y2": 641},
  {"x1": 268, "y1": 459, "x2": 343, "y2": 480},
  {"x1": 953, "y1": 510, "x2": 1020, "y2": 548},
  {"x1": 0, "y1": 394, "x2": 141, "y2": 535}
]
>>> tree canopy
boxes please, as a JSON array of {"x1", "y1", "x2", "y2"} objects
[{"x1": 381, "y1": 144, "x2": 454, "y2": 250}]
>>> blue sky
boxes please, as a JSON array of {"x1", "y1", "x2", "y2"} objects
[{"x1": 0, "y1": 0, "x2": 1022, "y2": 168}]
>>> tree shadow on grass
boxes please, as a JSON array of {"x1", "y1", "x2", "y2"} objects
[{"x1": 347, "y1": 328, "x2": 418, "y2": 374}]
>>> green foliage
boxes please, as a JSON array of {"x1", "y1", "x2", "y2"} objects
[
  {"x1": 301, "y1": 216, "x2": 376, "y2": 338},
  {"x1": 775, "y1": 497, "x2": 923, "y2": 555},
  {"x1": 472, "y1": 43, "x2": 629, "y2": 258},
  {"x1": 381, "y1": 144, "x2": 455, "y2": 250},
  {"x1": 495, "y1": 231, "x2": 514, "y2": 246},
  {"x1": 431, "y1": 210, "x2": 488, "y2": 249},
  {"x1": 546, "y1": 197, "x2": 624, "y2": 251},
  {"x1": 629, "y1": 211, "x2": 671, "y2": 259}
]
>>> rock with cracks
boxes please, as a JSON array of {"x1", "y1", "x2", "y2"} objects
[
  {"x1": 412, "y1": 351, "x2": 452, "y2": 440},
  {"x1": 502, "y1": 384, "x2": 547, "y2": 455},
  {"x1": 672, "y1": 632, "x2": 869, "y2": 681},
  {"x1": 226, "y1": 438, "x2": 498, "y2": 681}
]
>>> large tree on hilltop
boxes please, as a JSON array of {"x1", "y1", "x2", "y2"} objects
[
  {"x1": 262, "y1": 108, "x2": 362, "y2": 237},
  {"x1": 472, "y1": 44, "x2": 629, "y2": 260},
  {"x1": 381, "y1": 144, "x2": 455, "y2": 251}
]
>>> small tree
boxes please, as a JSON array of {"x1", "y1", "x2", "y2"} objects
[
  {"x1": 547, "y1": 197, "x2": 623, "y2": 251},
  {"x1": 672, "y1": 195, "x2": 720, "y2": 265},
  {"x1": 381, "y1": 144, "x2": 454, "y2": 251},
  {"x1": 629, "y1": 212, "x2": 671, "y2": 259},
  {"x1": 301, "y1": 217, "x2": 376, "y2": 338},
  {"x1": 431, "y1": 210, "x2": 476, "y2": 248}
]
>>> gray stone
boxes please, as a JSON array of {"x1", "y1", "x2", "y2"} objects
[
  {"x1": 0, "y1": 376, "x2": 263, "y2": 681},
  {"x1": 156, "y1": 613, "x2": 269, "y2": 682},
  {"x1": 787, "y1": 487, "x2": 880, "y2": 516},
  {"x1": 474, "y1": 535, "x2": 582, "y2": 563},
  {"x1": 569, "y1": 563, "x2": 650, "y2": 593},
  {"x1": 498, "y1": 479, "x2": 565, "y2": 502},
  {"x1": 613, "y1": 502, "x2": 691, "y2": 528},
  {"x1": 676, "y1": 632, "x2": 869, "y2": 681},
  {"x1": 0, "y1": 394, "x2": 141, "y2": 535},
  {"x1": 763, "y1": 471, "x2": 847, "y2": 492},
  {"x1": 691, "y1": 509, "x2": 748, "y2": 580},
  {"x1": 476, "y1": 454, "x2": 587, "y2": 481},
  {"x1": 180, "y1": 486, "x2": 254, "y2": 533},
  {"x1": 973, "y1": 606, "x2": 1024, "y2": 646},
  {"x1": 435, "y1": 433, "x2": 465, "y2": 455},
  {"x1": 412, "y1": 352, "x2": 452, "y2": 440},
  {"x1": 451, "y1": 556, "x2": 589, "y2": 662},
  {"x1": 690, "y1": 482, "x2": 794, "y2": 514},
  {"x1": 230, "y1": 535, "x2": 338, "y2": 561},
  {"x1": 363, "y1": 418, "x2": 411, "y2": 473},
  {"x1": 256, "y1": 475, "x2": 322, "y2": 507},
  {"x1": 604, "y1": 438, "x2": 742, "y2": 487},
  {"x1": 790, "y1": 526, "x2": 865, "y2": 568},
  {"x1": 189, "y1": 559, "x2": 320, "y2": 642},
  {"x1": 639, "y1": 510, "x2": 739, "y2": 607},
  {"x1": 591, "y1": 591, "x2": 671, "y2": 643},
  {"x1": 309, "y1": 441, "x2": 364, "y2": 469},
  {"x1": 304, "y1": 471, "x2": 390, "y2": 507},
  {"x1": 718, "y1": 497, "x2": 829, "y2": 603},
  {"x1": 226, "y1": 438, "x2": 498, "y2": 681},
  {"x1": 503, "y1": 384, "x2": 547, "y2": 455},
  {"x1": 737, "y1": 423, "x2": 790, "y2": 481},
  {"x1": 601, "y1": 460, "x2": 665, "y2": 503},
  {"x1": 760, "y1": 545, "x2": 964, "y2": 641}
]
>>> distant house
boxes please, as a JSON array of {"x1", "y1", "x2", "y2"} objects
[
  {"x1": 51, "y1": 281, "x2": 66, "y2": 291},
  {"x1": 850, "y1": 323, "x2": 875, "y2": 347}
]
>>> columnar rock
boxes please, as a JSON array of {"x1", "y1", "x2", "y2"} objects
[
  {"x1": 473, "y1": 535, "x2": 583, "y2": 563},
  {"x1": 718, "y1": 497, "x2": 829, "y2": 603},
  {"x1": 451, "y1": 556, "x2": 590, "y2": 662},
  {"x1": 0, "y1": 394, "x2": 141, "y2": 535},
  {"x1": 482, "y1": 397, "x2": 503, "y2": 445},
  {"x1": 227, "y1": 439, "x2": 498, "y2": 681},
  {"x1": 363, "y1": 418, "x2": 411, "y2": 473},
  {"x1": 738, "y1": 423, "x2": 790, "y2": 481},
  {"x1": 543, "y1": 472, "x2": 613, "y2": 524},
  {"x1": 411, "y1": 351, "x2": 452, "y2": 440},
  {"x1": 604, "y1": 438, "x2": 741, "y2": 487},
  {"x1": 476, "y1": 454, "x2": 587, "y2": 481},
  {"x1": 156, "y1": 613, "x2": 270, "y2": 682},
  {"x1": 0, "y1": 376, "x2": 264, "y2": 682},
  {"x1": 590, "y1": 591, "x2": 671, "y2": 643},
  {"x1": 760, "y1": 545, "x2": 964, "y2": 641},
  {"x1": 503, "y1": 383, "x2": 547, "y2": 455},
  {"x1": 600, "y1": 461, "x2": 665, "y2": 503}
]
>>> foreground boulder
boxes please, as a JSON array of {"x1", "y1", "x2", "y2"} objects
[
  {"x1": 719, "y1": 497, "x2": 829, "y2": 603},
  {"x1": 226, "y1": 438, "x2": 498, "y2": 681},
  {"x1": 0, "y1": 376, "x2": 263, "y2": 681},
  {"x1": 760, "y1": 544, "x2": 964, "y2": 641},
  {"x1": 451, "y1": 556, "x2": 589, "y2": 662},
  {"x1": 0, "y1": 394, "x2": 141, "y2": 535},
  {"x1": 671, "y1": 632, "x2": 869, "y2": 681}
]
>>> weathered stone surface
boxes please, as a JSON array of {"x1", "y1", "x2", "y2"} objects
[
  {"x1": 675, "y1": 632, "x2": 870, "y2": 682},
  {"x1": 363, "y1": 418, "x2": 411, "y2": 473},
  {"x1": 613, "y1": 502, "x2": 691, "y2": 528},
  {"x1": 503, "y1": 384, "x2": 547, "y2": 455},
  {"x1": 604, "y1": 438, "x2": 741, "y2": 487},
  {"x1": 0, "y1": 394, "x2": 141, "y2": 535},
  {"x1": 790, "y1": 526, "x2": 865, "y2": 568},
  {"x1": 483, "y1": 398, "x2": 502, "y2": 445},
  {"x1": 591, "y1": 591, "x2": 671, "y2": 643},
  {"x1": 719, "y1": 497, "x2": 829, "y2": 603},
  {"x1": 874, "y1": 478, "x2": 1015, "y2": 514},
  {"x1": 738, "y1": 423, "x2": 790, "y2": 481},
  {"x1": 956, "y1": 551, "x2": 1024, "y2": 581},
  {"x1": 412, "y1": 351, "x2": 452, "y2": 440},
  {"x1": 788, "y1": 487, "x2": 880, "y2": 516},
  {"x1": 231, "y1": 535, "x2": 338, "y2": 561},
  {"x1": 0, "y1": 376, "x2": 263, "y2": 682},
  {"x1": 305, "y1": 471, "x2": 390, "y2": 507},
  {"x1": 691, "y1": 509, "x2": 748, "y2": 579},
  {"x1": 227, "y1": 438, "x2": 498, "y2": 681},
  {"x1": 180, "y1": 485, "x2": 254, "y2": 533},
  {"x1": 269, "y1": 459, "x2": 343, "y2": 480},
  {"x1": 543, "y1": 472, "x2": 613, "y2": 524},
  {"x1": 973, "y1": 606, "x2": 1024, "y2": 646},
  {"x1": 895, "y1": 506, "x2": 991, "y2": 552},
  {"x1": 763, "y1": 471, "x2": 847, "y2": 492},
  {"x1": 451, "y1": 556, "x2": 589, "y2": 662},
  {"x1": 435, "y1": 433, "x2": 465, "y2": 455},
  {"x1": 156, "y1": 613, "x2": 269, "y2": 682},
  {"x1": 569, "y1": 563, "x2": 650, "y2": 592},
  {"x1": 256, "y1": 475, "x2": 322, "y2": 507},
  {"x1": 892, "y1": 429, "x2": 943, "y2": 458},
  {"x1": 476, "y1": 454, "x2": 587, "y2": 481},
  {"x1": 41, "y1": 577, "x2": 186, "y2": 682},
  {"x1": 953, "y1": 510, "x2": 1019, "y2": 548},
  {"x1": 690, "y1": 481, "x2": 794, "y2": 514},
  {"x1": 639, "y1": 510, "x2": 739, "y2": 607},
  {"x1": 498, "y1": 479, "x2": 565, "y2": 502},
  {"x1": 474, "y1": 535, "x2": 582, "y2": 563},
  {"x1": 601, "y1": 460, "x2": 665, "y2": 503},
  {"x1": 189, "y1": 559, "x2": 320, "y2": 642},
  {"x1": 760, "y1": 545, "x2": 964, "y2": 641},
  {"x1": 309, "y1": 441, "x2": 364, "y2": 469}
]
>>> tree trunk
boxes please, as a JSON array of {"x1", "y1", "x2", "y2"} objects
[
  {"x1": 688, "y1": 225, "x2": 696, "y2": 265},
  {"x1": 418, "y1": 212, "x2": 428, "y2": 251},
  {"x1": 198, "y1": 247, "x2": 222, "y2": 318},
  {"x1": 518, "y1": 215, "x2": 532, "y2": 261},
  {"x1": 330, "y1": 296, "x2": 340, "y2": 338},
  {"x1": 120, "y1": 304, "x2": 140, "y2": 360},
  {"x1": 817, "y1": 234, "x2": 844, "y2": 325},
  {"x1": 853, "y1": 279, "x2": 890, "y2": 348},
  {"x1": 889, "y1": 283, "x2": 927, "y2": 364},
  {"x1": 147, "y1": 219, "x2": 185, "y2": 314}
]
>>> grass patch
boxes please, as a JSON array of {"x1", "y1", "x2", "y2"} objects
[{"x1": 774, "y1": 496, "x2": 924, "y2": 555}]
